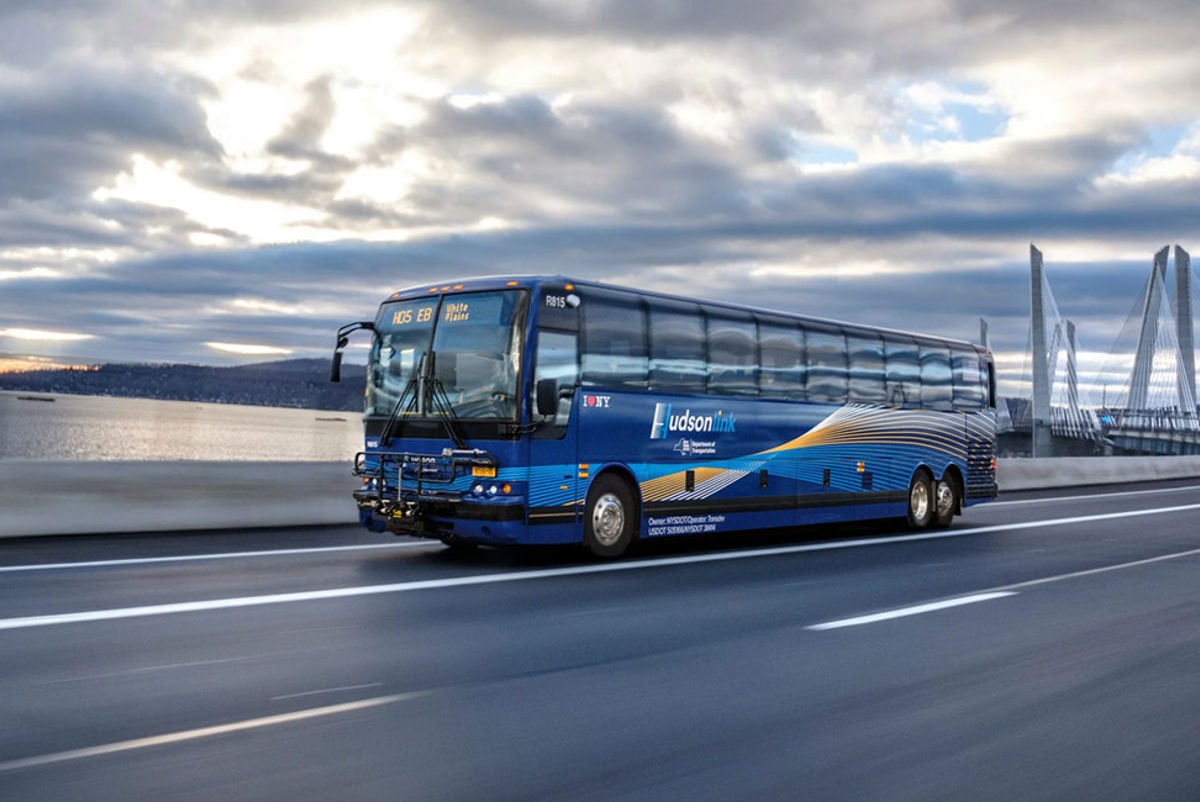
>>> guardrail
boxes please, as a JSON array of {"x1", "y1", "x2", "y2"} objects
[{"x1": 3, "y1": 456, "x2": 1200, "y2": 538}]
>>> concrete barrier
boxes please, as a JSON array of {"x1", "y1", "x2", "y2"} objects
[
  {"x1": 0, "y1": 461, "x2": 359, "y2": 538},
  {"x1": 997, "y1": 455, "x2": 1200, "y2": 491},
  {"x1": 4, "y1": 456, "x2": 1200, "y2": 538}
]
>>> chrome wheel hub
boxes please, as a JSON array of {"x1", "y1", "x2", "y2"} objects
[
  {"x1": 591, "y1": 493, "x2": 626, "y2": 547},
  {"x1": 935, "y1": 481, "x2": 955, "y2": 517},
  {"x1": 910, "y1": 482, "x2": 930, "y2": 521}
]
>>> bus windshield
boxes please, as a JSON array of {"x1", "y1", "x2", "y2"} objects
[{"x1": 366, "y1": 290, "x2": 527, "y2": 421}]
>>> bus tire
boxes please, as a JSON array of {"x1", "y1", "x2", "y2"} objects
[
  {"x1": 933, "y1": 475, "x2": 959, "y2": 529},
  {"x1": 584, "y1": 474, "x2": 637, "y2": 558},
  {"x1": 906, "y1": 469, "x2": 934, "y2": 529}
]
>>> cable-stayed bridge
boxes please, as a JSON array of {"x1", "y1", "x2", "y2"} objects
[{"x1": 999, "y1": 244, "x2": 1200, "y2": 457}]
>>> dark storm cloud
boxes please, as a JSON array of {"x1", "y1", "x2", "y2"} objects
[
  {"x1": 0, "y1": 199, "x2": 1179, "y2": 368},
  {"x1": 0, "y1": 66, "x2": 220, "y2": 204},
  {"x1": 335, "y1": 93, "x2": 761, "y2": 230},
  {"x1": 267, "y1": 75, "x2": 339, "y2": 160},
  {"x1": 2, "y1": 0, "x2": 1200, "y2": 370}
]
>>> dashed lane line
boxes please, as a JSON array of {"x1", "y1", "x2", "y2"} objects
[
  {"x1": 0, "y1": 692, "x2": 428, "y2": 773},
  {"x1": 807, "y1": 543, "x2": 1200, "y2": 631},
  {"x1": 807, "y1": 592, "x2": 1018, "y2": 630}
]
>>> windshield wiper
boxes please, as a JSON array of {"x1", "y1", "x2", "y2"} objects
[
  {"x1": 378, "y1": 352, "x2": 474, "y2": 451},
  {"x1": 426, "y1": 353, "x2": 469, "y2": 451},
  {"x1": 379, "y1": 353, "x2": 424, "y2": 447}
]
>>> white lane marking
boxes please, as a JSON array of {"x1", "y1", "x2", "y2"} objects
[
  {"x1": 807, "y1": 592, "x2": 1017, "y2": 631},
  {"x1": 0, "y1": 542, "x2": 434, "y2": 573},
  {"x1": 271, "y1": 683, "x2": 384, "y2": 702},
  {"x1": 807, "y1": 542, "x2": 1200, "y2": 633},
  {"x1": 0, "y1": 692, "x2": 427, "y2": 773},
  {"x1": 6, "y1": 501, "x2": 1200, "y2": 633},
  {"x1": 1, "y1": 485, "x2": 1194, "y2": 573},
  {"x1": 949, "y1": 502, "x2": 1200, "y2": 537},
  {"x1": 39, "y1": 652, "x2": 301, "y2": 686},
  {"x1": 990, "y1": 545, "x2": 1200, "y2": 594},
  {"x1": 0, "y1": 485, "x2": 1194, "y2": 573},
  {"x1": 991, "y1": 484, "x2": 1200, "y2": 507}
]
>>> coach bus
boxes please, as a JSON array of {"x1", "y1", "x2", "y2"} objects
[{"x1": 331, "y1": 276, "x2": 997, "y2": 557}]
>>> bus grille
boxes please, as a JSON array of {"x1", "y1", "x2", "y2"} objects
[{"x1": 966, "y1": 440, "x2": 997, "y2": 498}]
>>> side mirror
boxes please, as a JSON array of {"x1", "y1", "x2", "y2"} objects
[
  {"x1": 330, "y1": 322, "x2": 373, "y2": 383},
  {"x1": 330, "y1": 349, "x2": 344, "y2": 383},
  {"x1": 536, "y1": 378, "x2": 559, "y2": 416}
]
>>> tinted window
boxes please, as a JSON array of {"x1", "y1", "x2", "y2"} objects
[
  {"x1": 920, "y1": 345, "x2": 953, "y2": 410},
  {"x1": 534, "y1": 329, "x2": 578, "y2": 433},
  {"x1": 885, "y1": 338, "x2": 920, "y2": 406},
  {"x1": 807, "y1": 329, "x2": 848, "y2": 404},
  {"x1": 759, "y1": 320, "x2": 806, "y2": 399},
  {"x1": 848, "y1": 334, "x2": 886, "y2": 404},
  {"x1": 649, "y1": 301, "x2": 706, "y2": 394},
  {"x1": 708, "y1": 313, "x2": 758, "y2": 396},
  {"x1": 580, "y1": 290, "x2": 648, "y2": 389},
  {"x1": 952, "y1": 349, "x2": 985, "y2": 409}
]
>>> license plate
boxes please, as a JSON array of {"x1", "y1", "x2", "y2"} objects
[{"x1": 472, "y1": 466, "x2": 497, "y2": 478}]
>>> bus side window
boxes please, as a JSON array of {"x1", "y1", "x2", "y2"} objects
[
  {"x1": 708, "y1": 313, "x2": 758, "y2": 397},
  {"x1": 649, "y1": 301, "x2": 706, "y2": 395},
  {"x1": 581, "y1": 291, "x2": 648, "y2": 390},
  {"x1": 951, "y1": 349, "x2": 985, "y2": 410},
  {"x1": 806, "y1": 329, "x2": 848, "y2": 404},
  {"x1": 759, "y1": 320, "x2": 806, "y2": 400},
  {"x1": 848, "y1": 334, "x2": 886, "y2": 404},
  {"x1": 885, "y1": 338, "x2": 919, "y2": 407},
  {"x1": 534, "y1": 329, "x2": 578, "y2": 434},
  {"x1": 987, "y1": 359, "x2": 997, "y2": 408},
  {"x1": 920, "y1": 345, "x2": 953, "y2": 410}
]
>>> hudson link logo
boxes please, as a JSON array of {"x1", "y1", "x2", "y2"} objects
[{"x1": 650, "y1": 403, "x2": 736, "y2": 440}]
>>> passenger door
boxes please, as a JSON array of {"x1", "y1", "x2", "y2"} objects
[{"x1": 526, "y1": 288, "x2": 581, "y2": 533}]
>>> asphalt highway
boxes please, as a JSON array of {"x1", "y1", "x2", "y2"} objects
[{"x1": 4, "y1": 480, "x2": 1200, "y2": 800}]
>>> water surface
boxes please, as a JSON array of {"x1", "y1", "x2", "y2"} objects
[{"x1": 0, "y1": 392, "x2": 362, "y2": 461}]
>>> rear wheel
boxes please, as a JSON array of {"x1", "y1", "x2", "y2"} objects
[
  {"x1": 906, "y1": 469, "x2": 934, "y2": 529},
  {"x1": 933, "y1": 475, "x2": 959, "y2": 529},
  {"x1": 584, "y1": 474, "x2": 637, "y2": 558}
]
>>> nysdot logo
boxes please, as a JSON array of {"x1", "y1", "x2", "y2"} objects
[
  {"x1": 584, "y1": 394, "x2": 611, "y2": 408},
  {"x1": 650, "y1": 403, "x2": 735, "y2": 439}
]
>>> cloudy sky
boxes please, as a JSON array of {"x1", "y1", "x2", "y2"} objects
[{"x1": 2, "y1": 0, "x2": 1200, "y2": 393}]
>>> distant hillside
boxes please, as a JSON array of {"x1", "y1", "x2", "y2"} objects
[{"x1": 0, "y1": 358, "x2": 366, "y2": 411}]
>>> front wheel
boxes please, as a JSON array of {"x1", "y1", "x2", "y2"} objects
[
  {"x1": 906, "y1": 469, "x2": 934, "y2": 529},
  {"x1": 583, "y1": 474, "x2": 637, "y2": 558}
]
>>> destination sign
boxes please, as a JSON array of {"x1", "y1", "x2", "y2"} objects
[
  {"x1": 391, "y1": 304, "x2": 435, "y2": 326},
  {"x1": 443, "y1": 302, "x2": 471, "y2": 323}
]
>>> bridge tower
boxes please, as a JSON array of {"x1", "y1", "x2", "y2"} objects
[
  {"x1": 1029, "y1": 245, "x2": 1053, "y2": 456},
  {"x1": 1175, "y1": 245, "x2": 1195, "y2": 411},
  {"x1": 1129, "y1": 246, "x2": 1170, "y2": 411},
  {"x1": 1066, "y1": 319, "x2": 1079, "y2": 415}
]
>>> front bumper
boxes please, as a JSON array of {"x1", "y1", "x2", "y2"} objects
[{"x1": 352, "y1": 448, "x2": 525, "y2": 542}]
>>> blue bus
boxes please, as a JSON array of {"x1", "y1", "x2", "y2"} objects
[{"x1": 331, "y1": 276, "x2": 997, "y2": 557}]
